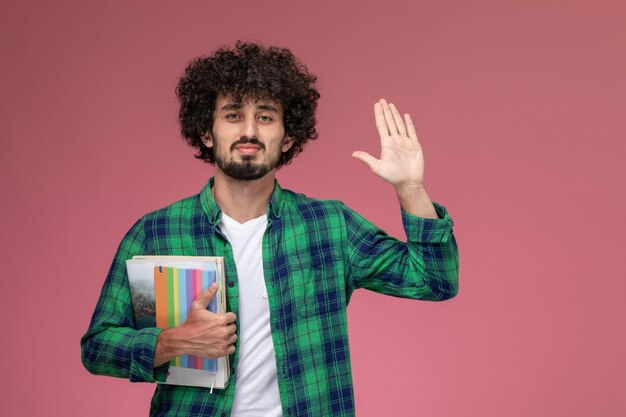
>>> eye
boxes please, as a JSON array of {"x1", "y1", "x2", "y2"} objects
[
  {"x1": 225, "y1": 113, "x2": 240, "y2": 121},
  {"x1": 258, "y1": 115, "x2": 273, "y2": 122}
]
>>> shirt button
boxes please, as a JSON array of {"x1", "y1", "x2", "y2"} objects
[{"x1": 228, "y1": 281, "x2": 235, "y2": 288}]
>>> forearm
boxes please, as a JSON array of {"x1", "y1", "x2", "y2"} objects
[
  {"x1": 81, "y1": 324, "x2": 167, "y2": 382},
  {"x1": 344, "y1": 202, "x2": 458, "y2": 300},
  {"x1": 395, "y1": 183, "x2": 438, "y2": 219},
  {"x1": 153, "y1": 327, "x2": 185, "y2": 367},
  {"x1": 413, "y1": 229, "x2": 459, "y2": 300},
  {"x1": 80, "y1": 220, "x2": 169, "y2": 381}
]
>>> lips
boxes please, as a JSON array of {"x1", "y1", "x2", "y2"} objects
[
  {"x1": 231, "y1": 138, "x2": 264, "y2": 155},
  {"x1": 235, "y1": 144, "x2": 261, "y2": 155}
]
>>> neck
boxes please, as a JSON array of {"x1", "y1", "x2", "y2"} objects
[{"x1": 212, "y1": 169, "x2": 276, "y2": 223}]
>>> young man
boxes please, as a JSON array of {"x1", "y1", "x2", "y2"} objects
[{"x1": 81, "y1": 42, "x2": 459, "y2": 417}]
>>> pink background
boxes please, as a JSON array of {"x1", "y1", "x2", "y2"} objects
[{"x1": 1, "y1": 1, "x2": 625, "y2": 416}]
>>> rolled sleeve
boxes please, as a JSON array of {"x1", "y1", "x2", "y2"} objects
[
  {"x1": 130, "y1": 327, "x2": 169, "y2": 383},
  {"x1": 401, "y1": 202, "x2": 454, "y2": 243}
]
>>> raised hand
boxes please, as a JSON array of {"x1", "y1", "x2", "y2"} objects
[
  {"x1": 352, "y1": 99, "x2": 424, "y2": 190},
  {"x1": 353, "y1": 99, "x2": 438, "y2": 218}
]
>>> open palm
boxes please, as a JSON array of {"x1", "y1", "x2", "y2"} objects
[{"x1": 353, "y1": 99, "x2": 424, "y2": 188}]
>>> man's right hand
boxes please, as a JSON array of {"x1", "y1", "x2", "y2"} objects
[{"x1": 153, "y1": 283, "x2": 237, "y2": 367}]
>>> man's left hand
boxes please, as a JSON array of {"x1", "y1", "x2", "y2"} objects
[
  {"x1": 353, "y1": 98, "x2": 439, "y2": 218},
  {"x1": 352, "y1": 99, "x2": 424, "y2": 191}
]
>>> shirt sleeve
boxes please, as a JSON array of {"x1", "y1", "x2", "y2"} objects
[
  {"x1": 343, "y1": 202, "x2": 459, "y2": 301},
  {"x1": 80, "y1": 219, "x2": 170, "y2": 383}
]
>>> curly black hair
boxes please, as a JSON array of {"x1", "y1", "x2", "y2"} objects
[{"x1": 176, "y1": 41, "x2": 320, "y2": 167}]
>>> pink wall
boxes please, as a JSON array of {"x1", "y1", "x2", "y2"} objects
[{"x1": 1, "y1": 1, "x2": 625, "y2": 416}]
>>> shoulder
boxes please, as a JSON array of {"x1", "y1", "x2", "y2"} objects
[
  {"x1": 280, "y1": 187, "x2": 347, "y2": 218},
  {"x1": 129, "y1": 193, "x2": 203, "y2": 236},
  {"x1": 278, "y1": 188, "x2": 383, "y2": 239},
  {"x1": 277, "y1": 188, "x2": 371, "y2": 232},
  {"x1": 142, "y1": 193, "x2": 201, "y2": 221},
  {"x1": 118, "y1": 192, "x2": 206, "y2": 256}
]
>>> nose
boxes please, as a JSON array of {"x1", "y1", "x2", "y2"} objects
[{"x1": 240, "y1": 115, "x2": 258, "y2": 138}]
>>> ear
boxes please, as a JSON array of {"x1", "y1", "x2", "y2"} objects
[
  {"x1": 281, "y1": 136, "x2": 294, "y2": 152},
  {"x1": 202, "y1": 132, "x2": 213, "y2": 148}
]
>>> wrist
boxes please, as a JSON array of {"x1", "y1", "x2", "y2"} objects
[
  {"x1": 155, "y1": 327, "x2": 184, "y2": 366},
  {"x1": 394, "y1": 182, "x2": 426, "y2": 198}
]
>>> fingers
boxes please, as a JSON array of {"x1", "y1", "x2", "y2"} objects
[
  {"x1": 374, "y1": 102, "x2": 389, "y2": 138},
  {"x1": 222, "y1": 321, "x2": 237, "y2": 355},
  {"x1": 404, "y1": 113, "x2": 418, "y2": 142},
  {"x1": 227, "y1": 329, "x2": 238, "y2": 344},
  {"x1": 226, "y1": 322, "x2": 237, "y2": 334},
  {"x1": 193, "y1": 283, "x2": 218, "y2": 308},
  {"x1": 222, "y1": 312, "x2": 237, "y2": 324},
  {"x1": 380, "y1": 99, "x2": 398, "y2": 136},
  {"x1": 389, "y1": 103, "x2": 407, "y2": 136},
  {"x1": 376, "y1": 99, "x2": 413, "y2": 138}
]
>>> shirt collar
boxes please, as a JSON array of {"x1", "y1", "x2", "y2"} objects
[{"x1": 200, "y1": 177, "x2": 285, "y2": 225}]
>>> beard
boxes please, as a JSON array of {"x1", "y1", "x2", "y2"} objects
[
  {"x1": 213, "y1": 136, "x2": 282, "y2": 181},
  {"x1": 217, "y1": 157, "x2": 276, "y2": 181}
]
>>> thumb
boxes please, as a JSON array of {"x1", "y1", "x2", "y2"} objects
[
  {"x1": 352, "y1": 151, "x2": 378, "y2": 170},
  {"x1": 194, "y1": 283, "x2": 218, "y2": 308}
]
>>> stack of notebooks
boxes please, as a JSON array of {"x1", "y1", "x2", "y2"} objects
[{"x1": 127, "y1": 256, "x2": 230, "y2": 389}]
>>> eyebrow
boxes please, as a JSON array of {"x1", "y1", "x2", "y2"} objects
[
  {"x1": 219, "y1": 102, "x2": 280, "y2": 113},
  {"x1": 256, "y1": 104, "x2": 280, "y2": 112},
  {"x1": 219, "y1": 103, "x2": 241, "y2": 112}
]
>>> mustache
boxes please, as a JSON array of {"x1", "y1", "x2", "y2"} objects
[{"x1": 230, "y1": 137, "x2": 265, "y2": 151}]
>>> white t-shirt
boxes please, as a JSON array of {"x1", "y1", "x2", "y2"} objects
[{"x1": 219, "y1": 213, "x2": 282, "y2": 417}]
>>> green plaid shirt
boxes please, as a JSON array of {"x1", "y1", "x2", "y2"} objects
[{"x1": 81, "y1": 178, "x2": 459, "y2": 417}]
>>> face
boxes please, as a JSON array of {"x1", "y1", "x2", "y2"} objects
[{"x1": 203, "y1": 95, "x2": 294, "y2": 181}]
